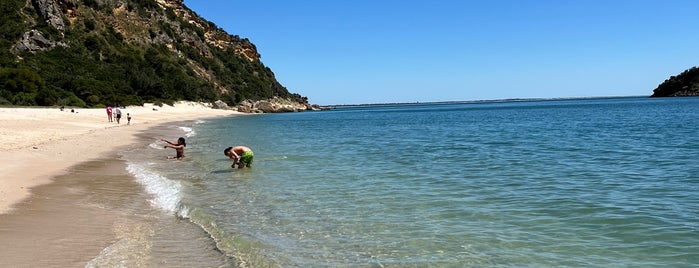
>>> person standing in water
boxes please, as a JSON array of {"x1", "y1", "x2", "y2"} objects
[
  {"x1": 224, "y1": 146, "x2": 254, "y2": 169},
  {"x1": 162, "y1": 137, "x2": 186, "y2": 159}
]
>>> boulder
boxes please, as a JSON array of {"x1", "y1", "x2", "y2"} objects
[
  {"x1": 236, "y1": 99, "x2": 254, "y2": 113},
  {"x1": 212, "y1": 100, "x2": 229, "y2": 109},
  {"x1": 253, "y1": 100, "x2": 276, "y2": 113}
]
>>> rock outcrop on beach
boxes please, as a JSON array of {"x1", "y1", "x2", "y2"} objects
[
  {"x1": 0, "y1": 0, "x2": 312, "y2": 112},
  {"x1": 236, "y1": 97, "x2": 327, "y2": 113},
  {"x1": 651, "y1": 66, "x2": 699, "y2": 97}
]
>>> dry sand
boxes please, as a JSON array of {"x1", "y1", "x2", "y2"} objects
[{"x1": 0, "y1": 102, "x2": 243, "y2": 214}]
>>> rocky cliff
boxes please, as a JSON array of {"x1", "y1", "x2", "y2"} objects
[{"x1": 17, "y1": 0, "x2": 259, "y2": 62}]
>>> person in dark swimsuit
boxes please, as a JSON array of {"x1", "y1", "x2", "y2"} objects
[{"x1": 162, "y1": 137, "x2": 186, "y2": 159}]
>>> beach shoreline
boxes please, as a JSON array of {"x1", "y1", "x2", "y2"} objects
[
  {"x1": 0, "y1": 102, "x2": 244, "y2": 215},
  {"x1": 0, "y1": 112, "x2": 237, "y2": 266}
]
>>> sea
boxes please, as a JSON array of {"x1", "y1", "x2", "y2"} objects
[{"x1": 112, "y1": 96, "x2": 698, "y2": 267}]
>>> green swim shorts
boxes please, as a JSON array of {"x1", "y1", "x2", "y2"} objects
[{"x1": 239, "y1": 151, "x2": 254, "y2": 165}]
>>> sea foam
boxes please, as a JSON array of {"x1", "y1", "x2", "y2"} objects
[
  {"x1": 126, "y1": 163, "x2": 182, "y2": 213},
  {"x1": 179, "y1": 126, "x2": 196, "y2": 137},
  {"x1": 148, "y1": 141, "x2": 164, "y2": 150}
]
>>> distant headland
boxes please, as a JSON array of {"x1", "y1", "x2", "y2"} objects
[{"x1": 651, "y1": 67, "x2": 699, "y2": 97}]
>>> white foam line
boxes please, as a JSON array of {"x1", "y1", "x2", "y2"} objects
[{"x1": 126, "y1": 163, "x2": 182, "y2": 213}]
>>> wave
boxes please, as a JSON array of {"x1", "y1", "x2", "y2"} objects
[
  {"x1": 125, "y1": 162, "x2": 280, "y2": 266},
  {"x1": 179, "y1": 126, "x2": 196, "y2": 137},
  {"x1": 126, "y1": 163, "x2": 183, "y2": 214},
  {"x1": 148, "y1": 141, "x2": 164, "y2": 150}
]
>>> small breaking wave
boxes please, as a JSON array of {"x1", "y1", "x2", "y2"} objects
[
  {"x1": 126, "y1": 163, "x2": 183, "y2": 213},
  {"x1": 125, "y1": 163, "x2": 279, "y2": 266},
  {"x1": 179, "y1": 126, "x2": 196, "y2": 137},
  {"x1": 148, "y1": 141, "x2": 164, "y2": 150}
]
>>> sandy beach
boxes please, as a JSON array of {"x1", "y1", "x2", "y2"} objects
[
  {"x1": 0, "y1": 102, "x2": 243, "y2": 266},
  {"x1": 0, "y1": 102, "x2": 242, "y2": 214}
]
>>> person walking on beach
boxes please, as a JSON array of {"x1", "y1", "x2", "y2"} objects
[
  {"x1": 127, "y1": 113, "x2": 132, "y2": 125},
  {"x1": 224, "y1": 146, "x2": 254, "y2": 169},
  {"x1": 114, "y1": 107, "x2": 122, "y2": 124},
  {"x1": 162, "y1": 137, "x2": 186, "y2": 159},
  {"x1": 106, "y1": 106, "x2": 113, "y2": 122}
]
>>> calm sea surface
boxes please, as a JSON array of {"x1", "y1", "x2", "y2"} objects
[{"x1": 120, "y1": 97, "x2": 699, "y2": 267}]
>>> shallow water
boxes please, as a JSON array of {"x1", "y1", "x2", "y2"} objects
[
  {"x1": 121, "y1": 97, "x2": 698, "y2": 267},
  {"x1": 0, "y1": 156, "x2": 233, "y2": 267}
]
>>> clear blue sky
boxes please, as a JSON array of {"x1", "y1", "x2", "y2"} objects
[{"x1": 184, "y1": 0, "x2": 699, "y2": 105}]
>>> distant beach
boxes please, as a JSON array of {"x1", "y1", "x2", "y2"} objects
[{"x1": 0, "y1": 102, "x2": 242, "y2": 266}]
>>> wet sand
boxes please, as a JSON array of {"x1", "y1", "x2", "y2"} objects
[
  {"x1": 0, "y1": 102, "x2": 244, "y2": 214},
  {"x1": 0, "y1": 142, "x2": 234, "y2": 267},
  {"x1": 0, "y1": 159, "x2": 123, "y2": 267},
  {"x1": 0, "y1": 103, "x2": 244, "y2": 267}
]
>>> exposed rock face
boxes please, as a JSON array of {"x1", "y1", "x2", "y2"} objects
[
  {"x1": 32, "y1": 0, "x2": 66, "y2": 32},
  {"x1": 22, "y1": 0, "x2": 260, "y2": 63},
  {"x1": 237, "y1": 97, "x2": 314, "y2": 113},
  {"x1": 14, "y1": 0, "x2": 68, "y2": 53},
  {"x1": 660, "y1": 89, "x2": 699, "y2": 97},
  {"x1": 12, "y1": 30, "x2": 67, "y2": 53},
  {"x1": 154, "y1": 0, "x2": 260, "y2": 61}
]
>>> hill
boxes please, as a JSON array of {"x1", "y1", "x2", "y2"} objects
[
  {"x1": 651, "y1": 67, "x2": 699, "y2": 97},
  {"x1": 0, "y1": 0, "x2": 310, "y2": 110}
]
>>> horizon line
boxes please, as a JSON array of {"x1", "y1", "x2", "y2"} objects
[{"x1": 323, "y1": 95, "x2": 651, "y2": 108}]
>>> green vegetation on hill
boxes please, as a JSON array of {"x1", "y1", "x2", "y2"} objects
[
  {"x1": 0, "y1": 0, "x2": 26, "y2": 66},
  {"x1": 651, "y1": 67, "x2": 699, "y2": 97},
  {"x1": 0, "y1": 0, "x2": 307, "y2": 107}
]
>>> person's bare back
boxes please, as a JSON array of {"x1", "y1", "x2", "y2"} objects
[{"x1": 224, "y1": 146, "x2": 254, "y2": 168}]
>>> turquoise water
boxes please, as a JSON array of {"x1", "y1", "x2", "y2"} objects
[{"x1": 123, "y1": 97, "x2": 699, "y2": 267}]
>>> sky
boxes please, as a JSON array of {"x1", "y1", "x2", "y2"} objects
[{"x1": 184, "y1": 0, "x2": 699, "y2": 105}]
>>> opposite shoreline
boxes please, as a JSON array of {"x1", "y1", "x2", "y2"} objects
[{"x1": 0, "y1": 102, "x2": 245, "y2": 215}]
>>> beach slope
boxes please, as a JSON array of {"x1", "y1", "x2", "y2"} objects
[{"x1": 0, "y1": 102, "x2": 242, "y2": 214}]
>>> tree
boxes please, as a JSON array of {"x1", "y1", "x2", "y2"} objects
[{"x1": 0, "y1": 68, "x2": 44, "y2": 105}]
